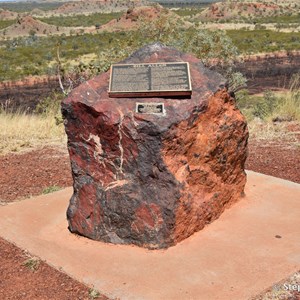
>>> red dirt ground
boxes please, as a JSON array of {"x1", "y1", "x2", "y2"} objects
[
  {"x1": 0, "y1": 134, "x2": 299, "y2": 299},
  {"x1": 0, "y1": 146, "x2": 72, "y2": 202},
  {"x1": 0, "y1": 238, "x2": 108, "y2": 300}
]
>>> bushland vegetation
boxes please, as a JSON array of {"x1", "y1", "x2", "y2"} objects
[
  {"x1": 0, "y1": 7, "x2": 299, "y2": 153},
  {"x1": 0, "y1": 31, "x2": 130, "y2": 81},
  {"x1": 227, "y1": 30, "x2": 300, "y2": 54},
  {"x1": 252, "y1": 13, "x2": 300, "y2": 25},
  {"x1": 0, "y1": 20, "x2": 15, "y2": 30},
  {"x1": 236, "y1": 74, "x2": 300, "y2": 139},
  {"x1": 204, "y1": 13, "x2": 300, "y2": 26},
  {"x1": 1, "y1": 10, "x2": 300, "y2": 82},
  {"x1": 1, "y1": 10, "x2": 242, "y2": 83},
  {"x1": 173, "y1": 8, "x2": 203, "y2": 17},
  {"x1": 237, "y1": 74, "x2": 300, "y2": 122},
  {"x1": 0, "y1": 9, "x2": 243, "y2": 153},
  {"x1": 39, "y1": 12, "x2": 122, "y2": 28}
]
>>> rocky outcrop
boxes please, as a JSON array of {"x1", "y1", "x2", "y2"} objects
[
  {"x1": 52, "y1": 0, "x2": 151, "y2": 15},
  {"x1": 102, "y1": 5, "x2": 180, "y2": 31},
  {"x1": 62, "y1": 43, "x2": 248, "y2": 249},
  {"x1": 197, "y1": 1, "x2": 299, "y2": 21}
]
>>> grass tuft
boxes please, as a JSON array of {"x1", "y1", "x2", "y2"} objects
[
  {"x1": 42, "y1": 185, "x2": 61, "y2": 194},
  {"x1": 236, "y1": 74, "x2": 300, "y2": 141},
  {"x1": 89, "y1": 288, "x2": 100, "y2": 299},
  {"x1": 247, "y1": 119, "x2": 291, "y2": 140},
  {"x1": 23, "y1": 257, "x2": 40, "y2": 272},
  {"x1": 272, "y1": 74, "x2": 300, "y2": 122}
]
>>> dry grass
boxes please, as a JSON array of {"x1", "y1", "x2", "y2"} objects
[
  {"x1": 248, "y1": 119, "x2": 288, "y2": 140},
  {"x1": 0, "y1": 111, "x2": 66, "y2": 155},
  {"x1": 241, "y1": 74, "x2": 300, "y2": 142},
  {"x1": 273, "y1": 76, "x2": 300, "y2": 122},
  {"x1": 23, "y1": 256, "x2": 40, "y2": 272}
]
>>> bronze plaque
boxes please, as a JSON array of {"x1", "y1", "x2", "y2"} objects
[
  {"x1": 136, "y1": 103, "x2": 165, "y2": 115},
  {"x1": 108, "y1": 62, "x2": 192, "y2": 98}
]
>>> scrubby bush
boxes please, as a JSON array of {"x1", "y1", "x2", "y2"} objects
[
  {"x1": 273, "y1": 74, "x2": 300, "y2": 122},
  {"x1": 236, "y1": 74, "x2": 300, "y2": 122},
  {"x1": 35, "y1": 92, "x2": 64, "y2": 125},
  {"x1": 253, "y1": 90, "x2": 278, "y2": 119},
  {"x1": 227, "y1": 29, "x2": 300, "y2": 54}
]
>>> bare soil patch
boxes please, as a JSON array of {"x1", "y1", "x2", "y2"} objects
[
  {"x1": 246, "y1": 140, "x2": 300, "y2": 184},
  {"x1": 0, "y1": 146, "x2": 72, "y2": 203},
  {"x1": 101, "y1": 5, "x2": 179, "y2": 32},
  {"x1": 0, "y1": 128, "x2": 299, "y2": 298}
]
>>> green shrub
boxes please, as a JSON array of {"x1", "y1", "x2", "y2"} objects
[
  {"x1": 23, "y1": 257, "x2": 40, "y2": 271},
  {"x1": 0, "y1": 20, "x2": 14, "y2": 30},
  {"x1": 237, "y1": 74, "x2": 300, "y2": 122},
  {"x1": 253, "y1": 13, "x2": 300, "y2": 25},
  {"x1": 273, "y1": 74, "x2": 300, "y2": 121},
  {"x1": 88, "y1": 288, "x2": 100, "y2": 299},
  {"x1": 226, "y1": 30, "x2": 300, "y2": 54},
  {"x1": 42, "y1": 185, "x2": 61, "y2": 194},
  {"x1": 36, "y1": 93, "x2": 64, "y2": 125},
  {"x1": 253, "y1": 90, "x2": 278, "y2": 119}
]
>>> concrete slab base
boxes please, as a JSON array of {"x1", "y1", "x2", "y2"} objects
[{"x1": 0, "y1": 171, "x2": 299, "y2": 300}]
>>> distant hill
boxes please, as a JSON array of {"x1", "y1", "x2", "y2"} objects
[
  {"x1": 50, "y1": 0, "x2": 151, "y2": 15},
  {"x1": 151, "y1": 0, "x2": 221, "y2": 7},
  {"x1": 102, "y1": 4, "x2": 180, "y2": 31},
  {"x1": 30, "y1": 8, "x2": 47, "y2": 16},
  {"x1": 0, "y1": 15, "x2": 76, "y2": 37},
  {"x1": 0, "y1": 8, "x2": 19, "y2": 20},
  {"x1": 152, "y1": 0, "x2": 220, "y2": 3},
  {"x1": 0, "y1": 0, "x2": 153, "y2": 19},
  {"x1": 1, "y1": 0, "x2": 150, "y2": 3},
  {"x1": 197, "y1": 1, "x2": 300, "y2": 21}
]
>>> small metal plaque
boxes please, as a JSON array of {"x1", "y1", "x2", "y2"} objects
[
  {"x1": 136, "y1": 103, "x2": 165, "y2": 115},
  {"x1": 108, "y1": 62, "x2": 192, "y2": 98}
]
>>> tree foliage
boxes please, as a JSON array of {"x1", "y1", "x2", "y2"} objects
[
  {"x1": 75, "y1": 9, "x2": 245, "y2": 92},
  {"x1": 134, "y1": 8, "x2": 240, "y2": 67}
]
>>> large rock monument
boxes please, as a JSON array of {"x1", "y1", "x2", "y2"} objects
[{"x1": 62, "y1": 43, "x2": 248, "y2": 249}]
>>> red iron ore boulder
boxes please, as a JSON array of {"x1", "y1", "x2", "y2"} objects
[{"x1": 62, "y1": 43, "x2": 248, "y2": 249}]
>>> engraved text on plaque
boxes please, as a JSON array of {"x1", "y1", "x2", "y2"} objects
[{"x1": 108, "y1": 62, "x2": 192, "y2": 97}]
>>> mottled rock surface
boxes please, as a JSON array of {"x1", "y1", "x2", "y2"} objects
[{"x1": 62, "y1": 43, "x2": 248, "y2": 249}]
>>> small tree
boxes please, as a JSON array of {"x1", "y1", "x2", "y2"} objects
[
  {"x1": 29, "y1": 29, "x2": 36, "y2": 37},
  {"x1": 134, "y1": 11, "x2": 244, "y2": 92}
]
